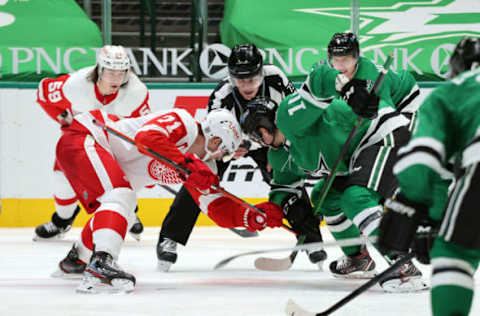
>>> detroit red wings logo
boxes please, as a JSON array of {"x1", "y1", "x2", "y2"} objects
[
  {"x1": 147, "y1": 159, "x2": 183, "y2": 184},
  {"x1": 148, "y1": 159, "x2": 163, "y2": 180}
]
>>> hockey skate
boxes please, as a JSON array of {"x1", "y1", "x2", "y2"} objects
[
  {"x1": 33, "y1": 221, "x2": 71, "y2": 241},
  {"x1": 51, "y1": 245, "x2": 86, "y2": 279},
  {"x1": 33, "y1": 207, "x2": 80, "y2": 241},
  {"x1": 76, "y1": 251, "x2": 135, "y2": 294},
  {"x1": 380, "y1": 256, "x2": 428, "y2": 293},
  {"x1": 306, "y1": 249, "x2": 327, "y2": 270},
  {"x1": 329, "y1": 246, "x2": 376, "y2": 279},
  {"x1": 156, "y1": 237, "x2": 177, "y2": 272},
  {"x1": 128, "y1": 214, "x2": 144, "y2": 241}
]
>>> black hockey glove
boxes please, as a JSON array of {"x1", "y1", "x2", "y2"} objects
[
  {"x1": 340, "y1": 79, "x2": 379, "y2": 119},
  {"x1": 281, "y1": 190, "x2": 322, "y2": 242},
  {"x1": 377, "y1": 193, "x2": 430, "y2": 257},
  {"x1": 412, "y1": 218, "x2": 440, "y2": 264}
]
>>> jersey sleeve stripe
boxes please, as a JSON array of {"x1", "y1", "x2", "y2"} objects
[
  {"x1": 462, "y1": 128, "x2": 480, "y2": 167},
  {"x1": 298, "y1": 83, "x2": 333, "y2": 109},
  {"x1": 37, "y1": 79, "x2": 47, "y2": 103},
  {"x1": 395, "y1": 84, "x2": 421, "y2": 113},
  {"x1": 397, "y1": 137, "x2": 446, "y2": 161},
  {"x1": 352, "y1": 108, "x2": 409, "y2": 167},
  {"x1": 393, "y1": 151, "x2": 452, "y2": 179},
  {"x1": 208, "y1": 80, "x2": 231, "y2": 111},
  {"x1": 397, "y1": 145, "x2": 443, "y2": 165},
  {"x1": 138, "y1": 124, "x2": 169, "y2": 136}
]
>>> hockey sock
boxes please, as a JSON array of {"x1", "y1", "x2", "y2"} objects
[
  {"x1": 430, "y1": 238, "x2": 479, "y2": 316},
  {"x1": 52, "y1": 206, "x2": 80, "y2": 228},
  {"x1": 432, "y1": 285, "x2": 472, "y2": 316},
  {"x1": 92, "y1": 210, "x2": 128, "y2": 260},
  {"x1": 324, "y1": 213, "x2": 362, "y2": 256},
  {"x1": 341, "y1": 186, "x2": 382, "y2": 237}
]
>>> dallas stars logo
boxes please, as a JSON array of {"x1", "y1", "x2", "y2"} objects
[
  {"x1": 0, "y1": 0, "x2": 15, "y2": 28},
  {"x1": 300, "y1": 152, "x2": 331, "y2": 177},
  {"x1": 295, "y1": 0, "x2": 480, "y2": 51}
]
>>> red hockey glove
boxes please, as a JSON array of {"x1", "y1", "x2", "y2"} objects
[
  {"x1": 243, "y1": 202, "x2": 284, "y2": 232},
  {"x1": 181, "y1": 152, "x2": 219, "y2": 191},
  {"x1": 244, "y1": 209, "x2": 267, "y2": 232},
  {"x1": 57, "y1": 108, "x2": 73, "y2": 126}
]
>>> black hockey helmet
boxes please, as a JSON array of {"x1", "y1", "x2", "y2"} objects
[
  {"x1": 449, "y1": 37, "x2": 480, "y2": 78},
  {"x1": 328, "y1": 32, "x2": 360, "y2": 59},
  {"x1": 240, "y1": 97, "x2": 277, "y2": 145},
  {"x1": 228, "y1": 44, "x2": 263, "y2": 79}
]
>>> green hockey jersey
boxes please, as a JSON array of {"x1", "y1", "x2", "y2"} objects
[
  {"x1": 300, "y1": 57, "x2": 420, "y2": 113},
  {"x1": 394, "y1": 68, "x2": 480, "y2": 219},
  {"x1": 268, "y1": 91, "x2": 408, "y2": 205},
  {"x1": 267, "y1": 56, "x2": 415, "y2": 206}
]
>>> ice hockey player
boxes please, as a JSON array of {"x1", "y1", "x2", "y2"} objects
[
  {"x1": 35, "y1": 45, "x2": 150, "y2": 241},
  {"x1": 156, "y1": 44, "x2": 326, "y2": 271},
  {"x1": 285, "y1": 31, "x2": 423, "y2": 283},
  {"x1": 378, "y1": 37, "x2": 480, "y2": 315},
  {"x1": 54, "y1": 107, "x2": 284, "y2": 293},
  {"x1": 322, "y1": 32, "x2": 421, "y2": 125},
  {"x1": 241, "y1": 59, "x2": 426, "y2": 291}
]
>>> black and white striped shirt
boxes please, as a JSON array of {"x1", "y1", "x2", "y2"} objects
[{"x1": 207, "y1": 64, "x2": 296, "y2": 123}]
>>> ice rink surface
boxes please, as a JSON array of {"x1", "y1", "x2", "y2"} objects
[{"x1": 1, "y1": 226, "x2": 479, "y2": 316}]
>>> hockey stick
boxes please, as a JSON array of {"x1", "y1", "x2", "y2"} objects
[
  {"x1": 214, "y1": 236, "x2": 373, "y2": 270},
  {"x1": 254, "y1": 54, "x2": 394, "y2": 272},
  {"x1": 156, "y1": 183, "x2": 258, "y2": 238},
  {"x1": 285, "y1": 252, "x2": 415, "y2": 316},
  {"x1": 93, "y1": 119, "x2": 294, "y2": 235}
]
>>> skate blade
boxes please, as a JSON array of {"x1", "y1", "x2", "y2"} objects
[
  {"x1": 128, "y1": 232, "x2": 141, "y2": 242},
  {"x1": 314, "y1": 261, "x2": 324, "y2": 272},
  {"x1": 157, "y1": 260, "x2": 173, "y2": 272},
  {"x1": 51, "y1": 268, "x2": 83, "y2": 280},
  {"x1": 33, "y1": 233, "x2": 67, "y2": 242},
  {"x1": 381, "y1": 276, "x2": 429, "y2": 293},
  {"x1": 76, "y1": 276, "x2": 135, "y2": 294},
  {"x1": 331, "y1": 269, "x2": 377, "y2": 280},
  {"x1": 285, "y1": 299, "x2": 316, "y2": 316}
]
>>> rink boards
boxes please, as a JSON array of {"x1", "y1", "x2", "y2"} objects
[{"x1": 0, "y1": 83, "x2": 435, "y2": 227}]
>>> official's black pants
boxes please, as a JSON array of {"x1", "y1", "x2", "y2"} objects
[{"x1": 158, "y1": 147, "x2": 271, "y2": 246}]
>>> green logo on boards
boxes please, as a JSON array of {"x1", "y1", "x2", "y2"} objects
[
  {"x1": 221, "y1": 0, "x2": 480, "y2": 81},
  {"x1": 296, "y1": 0, "x2": 480, "y2": 80}
]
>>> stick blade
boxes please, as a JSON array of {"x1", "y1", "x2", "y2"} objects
[
  {"x1": 254, "y1": 256, "x2": 293, "y2": 271},
  {"x1": 285, "y1": 299, "x2": 316, "y2": 316},
  {"x1": 213, "y1": 257, "x2": 232, "y2": 270},
  {"x1": 230, "y1": 228, "x2": 259, "y2": 238}
]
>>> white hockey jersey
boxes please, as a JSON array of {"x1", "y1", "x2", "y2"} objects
[
  {"x1": 37, "y1": 66, "x2": 150, "y2": 125},
  {"x1": 73, "y1": 108, "x2": 201, "y2": 190},
  {"x1": 65, "y1": 108, "x2": 267, "y2": 230}
]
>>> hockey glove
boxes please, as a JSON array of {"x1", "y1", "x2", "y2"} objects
[
  {"x1": 244, "y1": 201, "x2": 284, "y2": 232},
  {"x1": 57, "y1": 108, "x2": 73, "y2": 126},
  {"x1": 412, "y1": 218, "x2": 440, "y2": 264},
  {"x1": 340, "y1": 79, "x2": 379, "y2": 119},
  {"x1": 281, "y1": 191, "x2": 322, "y2": 242},
  {"x1": 377, "y1": 193, "x2": 429, "y2": 257},
  {"x1": 181, "y1": 152, "x2": 219, "y2": 192}
]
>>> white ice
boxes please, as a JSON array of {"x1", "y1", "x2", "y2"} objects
[{"x1": 0, "y1": 226, "x2": 479, "y2": 316}]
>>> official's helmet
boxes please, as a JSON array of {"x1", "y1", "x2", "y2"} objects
[{"x1": 228, "y1": 44, "x2": 263, "y2": 79}]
